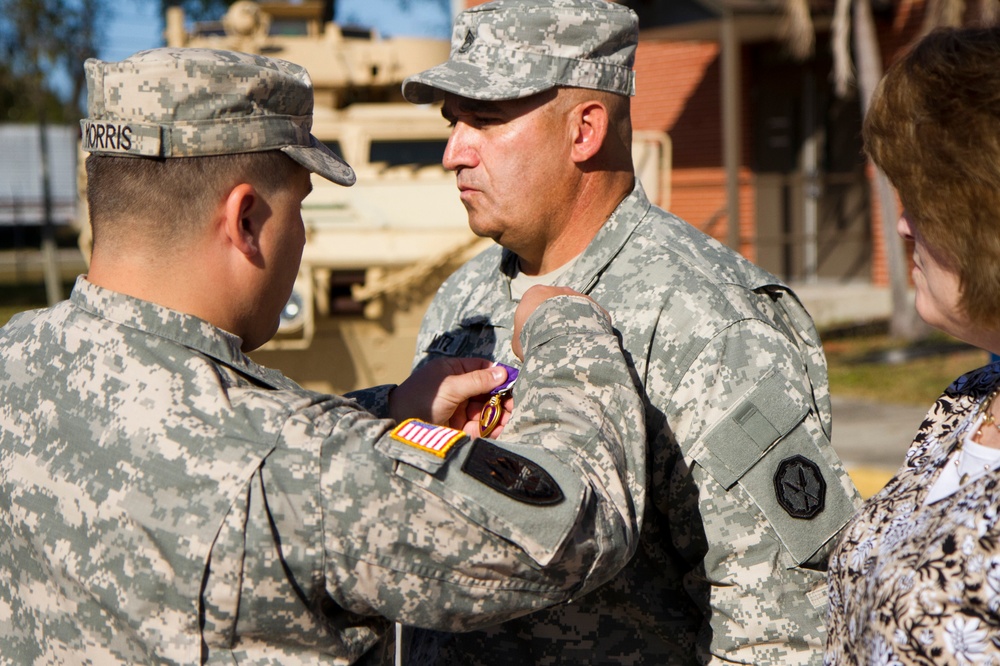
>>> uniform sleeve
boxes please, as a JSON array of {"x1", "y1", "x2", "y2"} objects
[
  {"x1": 300, "y1": 296, "x2": 645, "y2": 631},
  {"x1": 657, "y1": 316, "x2": 861, "y2": 664},
  {"x1": 343, "y1": 383, "x2": 395, "y2": 418}
]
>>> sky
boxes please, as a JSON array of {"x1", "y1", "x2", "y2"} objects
[
  {"x1": 98, "y1": 0, "x2": 453, "y2": 63},
  {"x1": 98, "y1": 0, "x2": 163, "y2": 62},
  {"x1": 45, "y1": 0, "x2": 452, "y2": 104}
]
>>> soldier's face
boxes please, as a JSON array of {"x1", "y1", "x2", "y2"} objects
[{"x1": 441, "y1": 91, "x2": 578, "y2": 264}]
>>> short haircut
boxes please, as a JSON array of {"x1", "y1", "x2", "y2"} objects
[
  {"x1": 595, "y1": 89, "x2": 633, "y2": 151},
  {"x1": 864, "y1": 26, "x2": 1000, "y2": 328},
  {"x1": 557, "y1": 87, "x2": 633, "y2": 156},
  {"x1": 85, "y1": 151, "x2": 303, "y2": 253}
]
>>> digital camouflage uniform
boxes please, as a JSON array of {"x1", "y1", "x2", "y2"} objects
[
  {"x1": 0, "y1": 47, "x2": 648, "y2": 665},
  {"x1": 410, "y1": 183, "x2": 862, "y2": 664},
  {"x1": 403, "y1": 2, "x2": 861, "y2": 662}
]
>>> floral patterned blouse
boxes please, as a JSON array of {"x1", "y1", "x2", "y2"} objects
[{"x1": 826, "y1": 363, "x2": 1000, "y2": 665}]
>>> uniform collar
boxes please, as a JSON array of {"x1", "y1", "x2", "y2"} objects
[{"x1": 69, "y1": 276, "x2": 293, "y2": 390}]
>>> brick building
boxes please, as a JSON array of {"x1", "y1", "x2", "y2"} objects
[
  {"x1": 624, "y1": 0, "x2": 929, "y2": 287},
  {"x1": 463, "y1": 0, "x2": 931, "y2": 287}
]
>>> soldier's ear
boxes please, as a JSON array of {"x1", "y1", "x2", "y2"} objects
[
  {"x1": 569, "y1": 100, "x2": 609, "y2": 164},
  {"x1": 221, "y1": 183, "x2": 264, "y2": 259}
]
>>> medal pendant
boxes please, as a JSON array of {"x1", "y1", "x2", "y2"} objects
[
  {"x1": 479, "y1": 362, "x2": 519, "y2": 438},
  {"x1": 479, "y1": 391, "x2": 506, "y2": 438}
]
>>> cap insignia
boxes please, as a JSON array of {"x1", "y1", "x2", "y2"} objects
[{"x1": 458, "y1": 29, "x2": 475, "y2": 54}]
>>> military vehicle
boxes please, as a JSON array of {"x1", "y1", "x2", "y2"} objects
[{"x1": 79, "y1": 1, "x2": 671, "y2": 394}]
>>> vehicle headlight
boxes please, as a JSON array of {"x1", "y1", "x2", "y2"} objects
[{"x1": 278, "y1": 288, "x2": 307, "y2": 334}]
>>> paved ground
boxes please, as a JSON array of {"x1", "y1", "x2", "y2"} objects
[
  {"x1": 792, "y1": 283, "x2": 930, "y2": 497},
  {"x1": 829, "y1": 396, "x2": 929, "y2": 497}
]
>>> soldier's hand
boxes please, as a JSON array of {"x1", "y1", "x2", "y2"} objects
[
  {"x1": 390, "y1": 357, "x2": 510, "y2": 435},
  {"x1": 512, "y1": 285, "x2": 607, "y2": 359}
]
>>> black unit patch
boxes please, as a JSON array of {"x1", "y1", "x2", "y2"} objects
[
  {"x1": 773, "y1": 455, "x2": 826, "y2": 519},
  {"x1": 462, "y1": 440, "x2": 564, "y2": 505}
]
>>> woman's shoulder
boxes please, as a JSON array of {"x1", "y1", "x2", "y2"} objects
[
  {"x1": 948, "y1": 360, "x2": 1000, "y2": 397},
  {"x1": 901, "y1": 361, "x2": 1000, "y2": 465}
]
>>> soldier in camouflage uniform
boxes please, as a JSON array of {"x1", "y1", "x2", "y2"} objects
[
  {"x1": 402, "y1": 1, "x2": 863, "y2": 663},
  {"x1": 0, "y1": 47, "x2": 649, "y2": 664}
]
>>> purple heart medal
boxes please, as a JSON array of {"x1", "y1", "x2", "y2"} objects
[{"x1": 479, "y1": 363, "x2": 519, "y2": 437}]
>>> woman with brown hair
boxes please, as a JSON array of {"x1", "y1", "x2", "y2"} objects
[{"x1": 825, "y1": 26, "x2": 1000, "y2": 664}]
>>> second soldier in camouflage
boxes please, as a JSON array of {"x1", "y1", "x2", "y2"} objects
[{"x1": 404, "y1": 0, "x2": 863, "y2": 663}]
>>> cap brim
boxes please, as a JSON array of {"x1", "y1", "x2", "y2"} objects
[
  {"x1": 402, "y1": 60, "x2": 554, "y2": 104},
  {"x1": 282, "y1": 136, "x2": 356, "y2": 186}
]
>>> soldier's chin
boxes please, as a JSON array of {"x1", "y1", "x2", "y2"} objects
[
  {"x1": 471, "y1": 229, "x2": 500, "y2": 243},
  {"x1": 244, "y1": 321, "x2": 281, "y2": 353},
  {"x1": 468, "y1": 220, "x2": 502, "y2": 243}
]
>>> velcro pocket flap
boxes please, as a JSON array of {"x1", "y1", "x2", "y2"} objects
[
  {"x1": 695, "y1": 371, "x2": 856, "y2": 565},
  {"x1": 697, "y1": 371, "x2": 808, "y2": 489}
]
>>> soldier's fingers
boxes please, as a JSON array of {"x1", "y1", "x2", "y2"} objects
[{"x1": 440, "y1": 364, "x2": 508, "y2": 403}]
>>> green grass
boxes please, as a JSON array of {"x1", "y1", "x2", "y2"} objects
[{"x1": 823, "y1": 331, "x2": 990, "y2": 406}]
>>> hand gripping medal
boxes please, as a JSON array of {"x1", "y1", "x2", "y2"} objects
[{"x1": 479, "y1": 363, "x2": 518, "y2": 437}]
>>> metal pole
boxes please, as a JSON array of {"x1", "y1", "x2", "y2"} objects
[
  {"x1": 39, "y1": 113, "x2": 63, "y2": 305},
  {"x1": 802, "y1": 72, "x2": 819, "y2": 283},
  {"x1": 721, "y1": 9, "x2": 742, "y2": 251},
  {"x1": 853, "y1": 0, "x2": 921, "y2": 338}
]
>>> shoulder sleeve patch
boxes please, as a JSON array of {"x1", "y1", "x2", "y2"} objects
[
  {"x1": 390, "y1": 438, "x2": 586, "y2": 566},
  {"x1": 738, "y1": 426, "x2": 857, "y2": 564},
  {"x1": 390, "y1": 419, "x2": 467, "y2": 459},
  {"x1": 462, "y1": 439, "x2": 564, "y2": 505},
  {"x1": 693, "y1": 372, "x2": 858, "y2": 564},
  {"x1": 773, "y1": 454, "x2": 826, "y2": 519}
]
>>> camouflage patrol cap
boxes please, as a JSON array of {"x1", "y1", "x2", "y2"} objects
[
  {"x1": 402, "y1": 0, "x2": 637, "y2": 104},
  {"x1": 81, "y1": 47, "x2": 355, "y2": 186}
]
